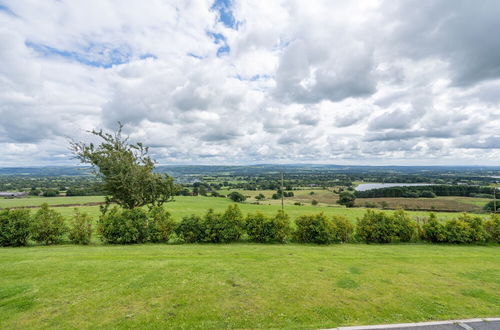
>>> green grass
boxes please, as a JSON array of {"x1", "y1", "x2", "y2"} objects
[
  {"x1": 0, "y1": 244, "x2": 498, "y2": 329},
  {"x1": 1, "y1": 196, "x2": 462, "y2": 224}
]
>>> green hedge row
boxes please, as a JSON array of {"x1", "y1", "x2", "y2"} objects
[{"x1": 1, "y1": 204, "x2": 499, "y2": 246}]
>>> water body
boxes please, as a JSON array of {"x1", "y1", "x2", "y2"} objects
[{"x1": 355, "y1": 183, "x2": 434, "y2": 192}]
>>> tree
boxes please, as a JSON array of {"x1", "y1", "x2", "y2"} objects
[
  {"x1": 70, "y1": 124, "x2": 176, "y2": 211},
  {"x1": 484, "y1": 200, "x2": 499, "y2": 213},
  {"x1": 228, "y1": 191, "x2": 246, "y2": 203},
  {"x1": 337, "y1": 191, "x2": 356, "y2": 207}
]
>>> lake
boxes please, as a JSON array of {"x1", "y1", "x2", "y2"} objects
[{"x1": 355, "y1": 183, "x2": 434, "y2": 192}]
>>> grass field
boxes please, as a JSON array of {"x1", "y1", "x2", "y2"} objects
[
  {"x1": 0, "y1": 196, "x2": 463, "y2": 223},
  {"x1": 0, "y1": 244, "x2": 498, "y2": 329},
  {"x1": 355, "y1": 196, "x2": 491, "y2": 212}
]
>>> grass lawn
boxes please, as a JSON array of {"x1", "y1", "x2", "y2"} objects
[{"x1": 0, "y1": 244, "x2": 498, "y2": 329}]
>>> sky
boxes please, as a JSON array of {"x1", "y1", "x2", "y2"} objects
[{"x1": 1, "y1": 0, "x2": 500, "y2": 166}]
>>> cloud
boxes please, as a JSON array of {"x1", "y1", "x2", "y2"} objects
[{"x1": 1, "y1": 0, "x2": 500, "y2": 166}]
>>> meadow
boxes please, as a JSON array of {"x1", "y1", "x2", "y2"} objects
[
  {"x1": 0, "y1": 195, "x2": 464, "y2": 224},
  {"x1": 1, "y1": 244, "x2": 499, "y2": 329}
]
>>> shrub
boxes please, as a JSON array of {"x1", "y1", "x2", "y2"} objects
[
  {"x1": 148, "y1": 206, "x2": 176, "y2": 243},
  {"x1": 30, "y1": 203, "x2": 67, "y2": 245},
  {"x1": 294, "y1": 213, "x2": 337, "y2": 244},
  {"x1": 484, "y1": 214, "x2": 500, "y2": 243},
  {"x1": 69, "y1": 209, "x2": 92, "y2": 245},
  {"x1": 392, "y1": 210, "x2": 416, "y2": 242},
  {"x1": 356, "y1": 210, "x2": 416, "y2": 243},
  {"x1": 204, "y1": 205, "x2": 244, "y2": 243},
  {"x1": 483, "y1": 200, "x2": 499, "y2": 213},
  {"x1": 331, "y1": 215, "x2": 353, "y2": 243},
  {"x1": 311, "y1": 199, "x2": 318, "y2": 206},
  {"x1": 421, "y1": 213, "x2": 446, "y2": 243},
  {"x1": 0, "y1": 209, "x2": 31, "y2": 247},
  {"x1": 175, "y1": 214, "x2": 205, "y2": 243},
  {"x1": 228, "y1": 191, "x2": 246, "y2": 203},
  {"x1": 246, "y1": 210, "x2": 292, "y2": 243},
  {"x1": 420, "y1": 191, "x2": 436, "y2": 198},
  {"x1": 459, "y1": 213, "x2": 488, "y2": 243},
  {"x1": 444, "y1": 219, "x2": 472, "y2": 244},
  {"x1": 337, "y1": 191, "x2": 356, "y2": 207},
  {"x1": 98, "y1": 207, "x2": 149, "y2": 244}
]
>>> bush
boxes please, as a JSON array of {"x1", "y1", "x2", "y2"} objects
[
  {"x1": 69, "y1": 209, "x2": 92, "y2": 245},
  {"x1": 421, "y1": 213, "x2": 446, "y2": 243},
  {"x1": 31, "y1": 203, "x2": 67, "y2": 245},
  {"x1": 337, "y1": 191, "x2": 356, "y2": 207},
  {"x1": 98, "y1": 207, "x2": 149, "y2": 244},
  {"x1": 331, "y1": 215, "x2": 353, "y2": 243},
  {"x1": 228, "y1": 191, "x2": 246, "y2": 203},
  {"x1": 484, "y1": 214, "x2": 500, "y2": 243},
  {"x1": 356, "y1": 210, "x2": 416, "y2": 243},
  {"x1": 204, "y1": 205, "x2": 244, "y2": 243},
  {"x1": 444, "y1": 219, "x2": 472, "y2": 244},
  {"x1": 0, "y1": 209, "x2": 31, "y2": 247},
  {"x1": 420, "y1": 191, "x2": 436, "y2": 198},
  {"x1": 311, "y1": 199, "x2": 318, "y2": 206},
  {"x1": 148, "y1": 206, "x2": 176, "y2": 243},
  {"x1": 175, "y1": 214, "x2": 205, "y2": 243},
  {"x1": 294, "y1": 213, "x2": 337, "y2": 244},
  {"x1": 392, "y1": 210, "x2": 417, "y2": 242},
  {"x1": 459, "y1": 213, "x2": 488, "y2": 243},
  {"x1": 483, "y1": 200, "x2": 499, "y2": 213},
  {"x1": 246, "y1": 210, "x2": 291, "y2": 243}
]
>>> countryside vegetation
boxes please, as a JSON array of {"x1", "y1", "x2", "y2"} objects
[{"x1": 1, "y1": 128, "x2": 499, "y2": 328}]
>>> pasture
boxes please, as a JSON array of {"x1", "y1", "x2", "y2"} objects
[
  {"x1": 1, "y1": 244, "x2": 499, "y2": 329},
  {"x1": 0, "y1": 195, "x2": 464, "y2": 224}
]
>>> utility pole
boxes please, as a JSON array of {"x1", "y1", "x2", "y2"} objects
[
  {"x1": 494, "y1": 186, "x2": 497, "y2": 213},
  {"x1": 281, "y1": 172, "x2": 284, "y2": 211}
]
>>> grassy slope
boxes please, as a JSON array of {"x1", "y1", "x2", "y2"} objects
[
  {"x1": 0, "y1": 196, "x2": 461, "y2": 223},
  {"x1": 0, "y1": 244, "x2": 498, "y2": 329}
]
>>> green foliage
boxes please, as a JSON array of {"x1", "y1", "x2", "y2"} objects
[
  {"x1": 421, "y1": 213, "x2": 446, "y2": 243},
  {"x1": 70, "y1": 124, "x2": 176, "y2": 210},
  {"x1": 245, "y1": 210, "x2": 292, "y2": 243},
  {"x1": 204, "y1": 205, "x2": 244, "y2": 243},
  {"x1": 483, "y1": 200, "x2": 499, "y2": 213},
  {"x1": 175, "y1": 214, "x2": 205, "y2": 243},
  {"x1": 148, "y1": 206, "x2": 176, "y2": 243},
  {"x1": 69, "y1": 209, "x2": 92, "y2": 245},
  {"x1": 42, "y1": 189, "x2": 59, "y2": 197},
  {"x1": 459, "y1": 214, "x2": 488, "y2": 243},
  {"x1": 331, "y1": 215, "x2": 353, "y2": 243},
  {"x1": 484, "y1": 214, "x2": 500, "y2": 243},
  {"x1": 337, "y1": 191, "x2": 356, "y2": 207},
  {"x1": 30, "y1": 203, "x2": 67, "y2": 245},
  {"x1": 228, "y1": 191, "x2": 246, "y2": 203},
  {"x1": 419, "y1": 190, "x2": 436, "y2": 198},
  {"x1": 444, "y1": 219, "x2": 472, "y2": 244},
  {"x1": 294, "y1": 213, "x2": 338, "y2": 244},
  {"x1": 311, "y1": 199, "x2": 318, "y2": 206},
  {"x1": 356, "y1": 210, "x2": 416, "y2": 243},
  {"x1": 0, "y1": 209, "x2": 31, "y2": 247},
  {"x1": 97, "y1": 207, "x2": 149, "y2": 244}
]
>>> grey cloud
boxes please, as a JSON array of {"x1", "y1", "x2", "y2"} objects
[{"x1": 368, "y1": 109, "x2": 415, "y2": 130}]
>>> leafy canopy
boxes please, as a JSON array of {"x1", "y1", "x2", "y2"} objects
[{"x1": 70, "y1": 124, "x2": 176, "y2": 210}]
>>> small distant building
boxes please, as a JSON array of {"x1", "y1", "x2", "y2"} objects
[{"x1": 0, "y1": 192, "x2": 28, "y2": 198}]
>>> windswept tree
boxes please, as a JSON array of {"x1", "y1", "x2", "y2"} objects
[{"x1": 70, "y1": 124, "x2": 176, "y2": 211}]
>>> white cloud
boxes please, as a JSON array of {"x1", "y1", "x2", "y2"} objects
[{"x1": 1, "y1": 0, "x2": 500, "y2": 166}]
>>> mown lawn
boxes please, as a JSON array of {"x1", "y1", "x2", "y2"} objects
[{"x1": 0, "y1": 244, "x2": 498, "y2": 329}]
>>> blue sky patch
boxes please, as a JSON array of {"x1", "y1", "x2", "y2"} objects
[
  {"x1": 211, "y1": 0, "x2": 237, "y2": 29},
  {"x1": 25, "y1": 41, "x2": 133, "y2": 68}
]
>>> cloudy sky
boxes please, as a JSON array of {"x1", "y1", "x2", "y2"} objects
[{"x1": 1, "y1": 0, "x2": 500, "y2": 166}]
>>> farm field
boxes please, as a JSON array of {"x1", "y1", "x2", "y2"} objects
[
  {"x1": 0, "y1": 195, "x2": 464, "y2": 223},
  {"x1": 1, "y1": 244, "x2": 498, "y2": 329},
  {"x1": 355, "y1": 196, "x2": 491, "y2": 212}
]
